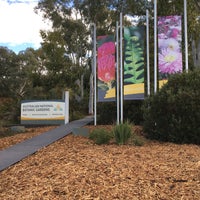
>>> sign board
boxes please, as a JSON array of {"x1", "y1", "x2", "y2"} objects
[{"x1": 21, "y1": 100, "x2": 66, "y2": 125}]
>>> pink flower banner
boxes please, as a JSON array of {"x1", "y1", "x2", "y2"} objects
[
  {"x1": 158, "y1": 16, "x2": 183, "y2": 87},
  {"x1": 97, "y1": 35, "x2": 116, "y2": 102}
]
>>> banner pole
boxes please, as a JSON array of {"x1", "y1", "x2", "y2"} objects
[
  {"x1": 116, "y1": 21, "x2": 120, "y2": 125},
  {"x1": 184, "y1": 0, "x2": 189, "y2": 72},
  {"x1": 93, "y1": 24, "x2": 97, "y2": 125},
  {"x1": 154, "y1": 0, "x2": 157, "y2": 94},
  {"x1": 146, "y1": 9, "x2": 150, "y2": 96},
  {"x1": 120, "y1": 12, "x2": 123, "y2": 124}
]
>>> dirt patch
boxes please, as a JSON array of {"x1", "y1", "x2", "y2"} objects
[{"x1": 0, "y1": 126, "x2": 200, "y2": 199}]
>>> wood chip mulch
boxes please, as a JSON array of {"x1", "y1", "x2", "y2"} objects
[
  {"x1": 0, "y1": 125, "x2": 200, "y2": 199},
  {"x1": 0, "y1": 126, "x2": 57, "y2": 151}
]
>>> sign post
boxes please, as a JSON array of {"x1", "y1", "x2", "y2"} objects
[{"x1": 65, "y1": 91, "x2": 69, "y2": 124}]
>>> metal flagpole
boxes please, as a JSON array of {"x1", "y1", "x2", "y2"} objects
[
  {"x1": 184, "y1": 0, "x2": 189, "y2": 72},
  {"x1": 116, "y1": 21, "x2": 120, "y2": 125},
  {"x1": 154, "y1": 0, "x2": 157, "y2": 94},
  {"x1": 93, "y1": 23, "x2": 97, "y2": 125},
  {"x1": 146, "y1": 9, "x2": 150, "y2": 96},
  {"x1": 120, "y1": 12, "x2": 123, "y2": 124}
]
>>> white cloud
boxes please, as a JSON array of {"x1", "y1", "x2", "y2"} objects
[{"x1": 0, "y1": 0, "x2": 51, "y2": 49}]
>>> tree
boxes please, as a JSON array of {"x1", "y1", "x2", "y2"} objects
[
  {"x1": 35, "y1": 0, "x2": 200, "y2": 116},
  {"x1": 0, "y1": 47, "x2": 19, "y2": 98}
]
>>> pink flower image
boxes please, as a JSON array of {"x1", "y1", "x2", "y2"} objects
[
  {"x1": 98, "y1": 42, "x2": 115, "y2": 59},
  {"x1": 158, "y1": 15, "x2": 182, "y2": 77},
  {"x1": 158, "y1": 16, "x2": 181, "y2": 40},
  {"x1": 170, "y1": 28, "x2": 180, "y2": 38},
  {"x1": 158, "y1": 38, "x2": 180, "y2": 51},
  {"x1": 159, "y1": 49, "x2": 182, "y2": 74},
  {"x1": 98, "y1": 54, "x2": 115, "y2": 83}
]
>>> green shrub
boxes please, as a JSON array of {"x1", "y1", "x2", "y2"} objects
[
  {"x1": 113, "y1": 122, "x2": 132, "y2": 145},
  {"x1": 123, "y1": 101, "x2": 144, "y2": 125},
  {"x1": 97, "y1": 101, "x2": 144, "y2": 125},
  {"x1": 130, "y1": 133, "x2": 145, "y2": 146},
  {"x1": 143, "y1": 69, "x2": 200, "y2": 144},
  {"x1": 97, "y1": 102, "x2": 117, "y2": 124},
  {"x1": 89, "y1": 128, "x2": 112, "y2": 145}
]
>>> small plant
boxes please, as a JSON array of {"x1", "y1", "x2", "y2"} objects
[
  {"x1": 130, "y1": 133, "x2": 145, "y2": 146},
  {"x1": 89, "y1": 128, "x2": 112, "y2": 145},
  {"x1": 113, "y1": 122, "x2": 132, "y2": 145}
]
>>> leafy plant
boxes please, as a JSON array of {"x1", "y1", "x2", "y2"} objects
[
  {"x1": 130, "y1": 133, "x2": 145, "y2": 146},
  {"x1": 89, "y1": 128, "x2": 112, "y2": 145},
  {"x1": 143, "y1": 69, "x2": 200, "y2": 144},
  {"x1": 113, "y1": 122, "x2": 132, "y2": 145}
]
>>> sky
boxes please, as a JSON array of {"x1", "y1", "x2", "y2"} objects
[{"x1": 0, "y1": 0, "x2": 51, "y2": 54}]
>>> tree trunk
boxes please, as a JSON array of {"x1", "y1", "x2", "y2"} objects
[{"x1": 192, "y1": 38, "x2": 200, "y2": 68}]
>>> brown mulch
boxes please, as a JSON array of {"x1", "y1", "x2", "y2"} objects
[
  {"x1": 0, "y1": 126, "x2": 57, "y2": 151},
  {"x1": 0, "y1": 125, "x2": 200, "y2": 200}
]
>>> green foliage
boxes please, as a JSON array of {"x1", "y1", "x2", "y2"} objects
[
  {"x1": 89, "y1": 128, "x2": 112, "y2": 145},
  {"x1": 113, "y1": 121, "x2": 132, "y2": 145},
  {"x1": 0, "y1": 98, "x2": 18, "y2": 125},
  {"x1": 97, "y1": 102, "x2": 117, "y2": 124},
  {"x1": 0, "y1": 47, "x2": 18, "y2": 98},
  {"x1": 0, "y1": 128, "x2": 14, "y2": 139},
  {"x1": 123, "y1": 101, "x2": 144, "y2": 125},
  {"x1": 129, "y1": 133, "x2": 144, "y2": 146},
  {"x1": 1, "y1": 0, "x2": 200, "y2": 125},
  {"x1": 143, "y1": 69, "x2": 200, "y2": 145},
  {"x1": 97, "y1": 101, "x2": 144, "y2": 125}
]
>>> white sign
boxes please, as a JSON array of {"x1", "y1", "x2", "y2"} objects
[{"x1": 21, "y1": 101, "x2": 65, "y2": 121}]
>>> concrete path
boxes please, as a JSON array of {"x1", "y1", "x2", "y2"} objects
[{"x1": 0, "y1": 116, "x2": 93, "y2": 172}]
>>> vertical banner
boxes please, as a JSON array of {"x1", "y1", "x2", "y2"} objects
[
  {"x1": 158, "y1": 16, "x2": 183, "y2": 88},
  {"x1": 97, "y1": 35, "x2": 116, "y2": 102},
  {"x1": 123, "y1": 26, "x2": 145, "y2": 100}
]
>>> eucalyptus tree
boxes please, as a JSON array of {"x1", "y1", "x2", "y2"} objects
[
  {"x1": 0, "y1": 47, "x2": 19, "y2": 98},
  {"x1": 17, "y1": 48, "x2": 47, "y2": 100},
  {"x1": 0, "y1": 47, "x2": 42, "y2": 122},
  {"x1": 36, "y1": 1, "x2": 91, "y2": 105}
]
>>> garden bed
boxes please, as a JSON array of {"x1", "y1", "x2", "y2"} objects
[{"x1": 0, "y1": 125, "x2": 199, "y2": 199}]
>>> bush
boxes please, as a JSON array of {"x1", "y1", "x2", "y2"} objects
[
  {"x1": 97, "y1": 101, "x2": 144, "y2": 125},
  {"x1": 97, "y1": 102, "x2": 117, "y2": 124},
  {"x1": 0, "y1": 98, "x2": 17, "y2": 125},
  {"x1": 89, "y1": 128, "x2": 112, "y2": 145},
  {"x1": 123, "y1": 101, "x2": 144, "y2": 125},
  {"x1": 113, "y1": 122, "x2": 132, "y2": 145},
  {"x1": 143, "y1": 69, "x2": 200, "y2": 144},
  {"x1": 130, "y1": 133, "x2": 145, "y2": 146}
]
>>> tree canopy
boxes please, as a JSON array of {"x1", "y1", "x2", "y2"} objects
[{"x1": 0, "y1": 0, "x2": 200, "y2": 123}]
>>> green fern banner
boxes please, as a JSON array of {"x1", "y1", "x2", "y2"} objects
[{"x1": 124, "y1": 26, "x2": 145, "y2": 100}]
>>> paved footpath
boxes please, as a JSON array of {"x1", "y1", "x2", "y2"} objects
[{"x1": 0, "y1": 116, "x2": 93, "y2": 172}]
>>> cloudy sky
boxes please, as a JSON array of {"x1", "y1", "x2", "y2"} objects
[{"x1": 0, "y1": 0, "x2": 51, "y2": 53}]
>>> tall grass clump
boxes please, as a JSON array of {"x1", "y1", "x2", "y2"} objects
[
  {"x1": 113, "y1": 121, "x2": 132, "y2": 145},
  {"x1": 89, "y1": 128, "x2": 112, "y2": 145}
]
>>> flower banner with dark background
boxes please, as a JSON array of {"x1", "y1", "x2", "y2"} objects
[
  {"x1": 158, "y1": 16, "x2": 182, "y2": 88},
  {"x1": 123, "y1": 26, "x2": 145, "y2": 100},
  {"x1": 97, "y1": 35, "x2": 116, "y2": 102}
]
